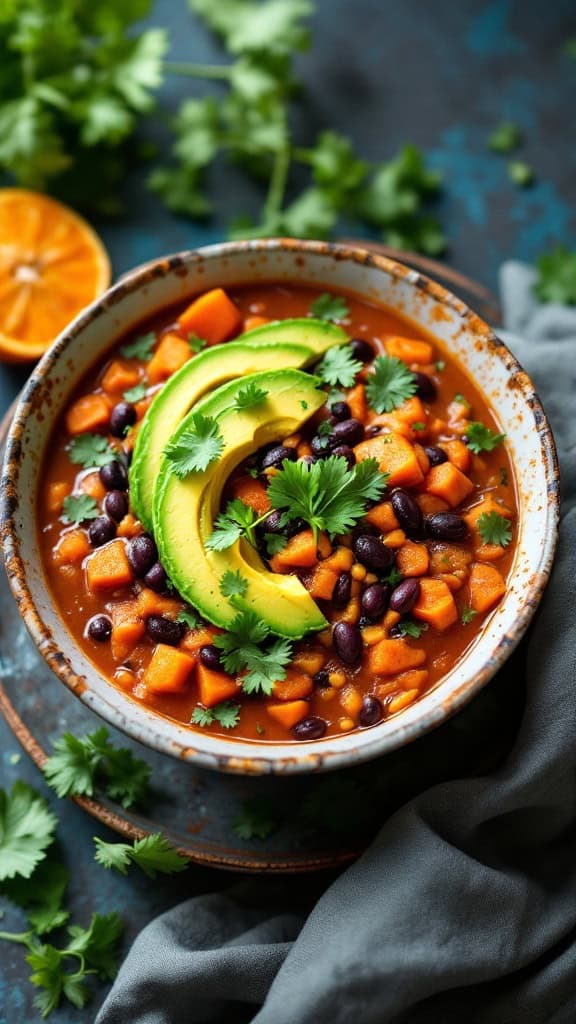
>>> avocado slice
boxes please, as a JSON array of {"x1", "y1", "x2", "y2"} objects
[
  {"x1": 130, "y1": 318, "x2": 347, "y2": 531},
  {"x1": 154, "y1": 369, "x2": 328, "y2": 638}
]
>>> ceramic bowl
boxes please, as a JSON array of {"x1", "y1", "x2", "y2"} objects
[{"x1": 0, "y1": 240, "x2": 559, "y2": 775}]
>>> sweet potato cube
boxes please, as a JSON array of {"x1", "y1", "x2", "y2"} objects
[
  {"x1": 464, "y1": 496, "x2": 512, "y2": 533},
  {"x1": 230, "y1": 477, "x2": 271, "y2": 515},
  {"x1": 440, "y1": 439, "x2": 471, "y2": 474},
  {"x1": 322, "y1": 547, "x2": 354, "y2": 573},
  {"x1": 80, "y1": 471, "x2": 107, "y2": 503},
  {"x1": 413, "y1": 578, "x2": 458, "y2": 631},
  {"x1": 396, "y1": 541, "x2": 429, "y2": 577},
  {"x1": 243, "y1": 315, "x2": 270, "y2": 332},
  {"x1": 46, "y1": 481, "x2": 70, "y2": 515},
  {"x1": 101, "y1": 359, "x2": 141, "y2": 394},
  {"x1": 354, "y1": 432, "x2": 424, "y2": 488},
  {"x1": 267, "y1": 700, "x2": 309, "y2": 729},
  {"x1": 147, "y1": 333, "x2": 191, "y2": 384},
  {"x1": 346, "y1": 383, "x2": 367, "y2": 422},
  {"x1": 395, "y1": 668, "x2": 429, "y2": 692},
  {"x1": 86, "y1": 540, "x2": 133, "y2": 592},
  {"x1": 53, "y1": 528, "x2": 91, "y2": 566},
  {"x1": 308, "y1": 564, "x2": 339, "y2": 601},
  {"x1": 111, "y1": 619, "x2": 146, "y2": 662},
  {"x1": 65, "y1": 394, "x2": 110, "y2": 436},
  {"x1": 367, "y1": 640, "x2": 426, "y2": 675},
  {"x1": 144, "y1": 645, "x2": 195, "y2": 694},
  {"x1": 180, "y1": 627, "x2": 219, "y2": 655},
  {"x1": 384, "y1": 336, "x2": 433, "y2": 365},
  {"x1": 197, "y1": 664, "x2": 239, "y2": 707},
  {"x1": 424, "y1": 462, "x2": 475, "y2": 508},
  {"x1": 177, "y1": 288, "x2": 242, "y2": 346},
  {"x1": 272, "y1": 669, "x2": 313, "y2": 701},
  {"x1": 469, "y1": 562, "x2": 506, "y2": 614},
  {"x1": 366, "y1": 501, "x2": 399, "y2": 533},
  {"x1": 269, "y1": 530, "x2": 330, "y2": 571}
]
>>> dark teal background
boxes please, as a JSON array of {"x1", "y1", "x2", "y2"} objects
[{"x1": 1, "y1": 0, "x2": 575, "y2": 1020}]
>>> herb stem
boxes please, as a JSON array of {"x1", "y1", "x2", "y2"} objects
[
  {"x1": 0, "y1": 930, "x2": 32, "y2": 946},
  {"x1": 263, "y1": 133, "x2": 291, "y2": 229},
  {"x1": 163, "y1": 61, "x2": 233, "y2": 80}
]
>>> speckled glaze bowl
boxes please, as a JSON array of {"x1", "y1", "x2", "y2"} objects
[{"x1": 0, "y1": 240, "x2": 559, "y2": 775}]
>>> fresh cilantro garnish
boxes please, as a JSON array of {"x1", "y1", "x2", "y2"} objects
[
  {"x1": 310, "y1": 293, "x2": 350, "y2": 322},
  {"x1": 219, "y1": 569, "x2": 248, "y2": 600},
  {"x1": 121, "y1": 332, "x2": 156, "y2": 361},
  {"x1": 267, "y1": 455, "x2": 387, "y2": 540},
  {"x1": 477, "y1": 511, "x2": 512, "y2": 547},
  {"x1": 533, "y1": 246, "x2": 576, "y2": 305},
  {"x1": 213, "y1": 610, "x2": 293, "y2": 695},
  {"x1": 364, "y1": 355, "x2": 417, "y2": 414},
  {"x1": 94, "y1": 834, "x2": 189, "y2": 879},
  {"x1": 300, "y1": 400, "x2": 309, "y2": 410},
  {"x1": 453, "y1": 392, "x2": 468, "y2": 406},
  {"x1": 466, "y1": 422, "x2": 506, "y2": 454},
  {"x1": 123, "y1": 382, "x2": 147, "y2": 403},
  {"x1": 177, "y1": 608, "x2": 201, "y2": 630},
  {"x1": 487, "y1": 121, "x2": 522, "y2": 153},
  {"x1": 191, "y1": 701, "x2": 240, "y2": 729},
  {"x1": 508, "y1": 160, "x2": 534, "y2": 187},
  {"x1": 43, "y1": 728, "x2": 150, "y2": 810},
  {"x1": 461, "y1": 605, "x2": 478, "y2": 625},
  {"x1": 188, "y1": 333, "x2": 207, "y2": 353},
  {"x1": 0, "y1": 783, "x2": 57, "y2": 882},
  {"x1": 395, "y1": 620, "x2": 428, "y2": 639},
  {"x1": 382, "y1": 567, "x2": 403, "y2": 587},
  {"x1": 500, "y1": 467, "x2": 509, "y2": 487},
  {"x1": 207, "y1": 499, "x2": 260, "y2": 551},
  {"x1": 317, "y1": 346, "x2": 362, "y2": 387},
  {"x1": 411, "y1": 421, "x2": 426, "y2": 432},
  {"x1": 233, "y1": 381, "x2": 269, "y2": 410},
  {"x1": 0, "y1": 858, "x2": 69, "y2": 936},
  {"x1": 265, "y1": 532, "x2": 288, "y2": 556},
  {"x1": 317, "y1": 419, "x2": 333, "y2": 437},
  {"x1": 435, "y1": 360, "x2": 445, "y2": 372},
  {"x1": 61, "y1": 495, "x2": 99, "y2": 525},
  {"x1": 68, "y1": 434, "x2": 116, "y2": 469},
  {"x1": 164, "y1": 413, "x2": 224, "y2": 477},
  {"x1": 232, "y1": 798, "x2": 279, "y2": 840}
]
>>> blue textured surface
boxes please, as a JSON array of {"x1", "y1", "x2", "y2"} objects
[{"x1": 0, "y1": 0, "x2": 575, "y2": 1019}]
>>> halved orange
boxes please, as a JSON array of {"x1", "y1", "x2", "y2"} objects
[{"x1": 0, "y1": 189, "x2": 111, "y2": 363}]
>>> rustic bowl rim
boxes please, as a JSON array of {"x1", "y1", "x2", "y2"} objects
[{"x1": 0, "y1": 239, "x2": 560, "y2": 775}]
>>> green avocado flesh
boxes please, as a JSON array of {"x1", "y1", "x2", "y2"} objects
[
  {"x1": 130, "y1": 318, "x2": 347, "y2": 532},
  {"x1": 154, "y1": 369, "x2": 328, "y2": 638}
]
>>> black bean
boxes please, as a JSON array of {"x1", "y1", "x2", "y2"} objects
[
  {"x1": 424, "y1": 445, "x2": 448, "y2": 467},
  {"x1": 365, "y1": 424, "x2": 382, "y2": 438},
  {"x1": 88, "y1": 516, "x2": 116, "y2": 547},
  {"x1": 262, "y1": 510, "x2": 286, "y2": 535},
  {"x1": 200, "y1": 644, "x2": 223, "y2": 670},
  {"x1": 388, "y1": 624, "x2": 404, "y2": 638},
  {"x1": 310, "y1": 434, "x2": 335, "y2": 458},
  {"x1": 313, "y1": 668, "x2": 330, "y2": 688},
  {"x1": 352, "y1": 534, "x2": 394, "y2": 572},
  {"x1": 86, "y1": 614, "x2": 112, "y2": 641},
  {"x1": 332, "y1": 572, "x2": 352, "y2": 609},
  {"x1": 143, "y1": 562, "x2": 168, "y2": 592},
  {"x1": 391, "y1": 489, "x2": 423, "y2": 537},
  {"x1": 261, "y1": 445, "x2": 297, "y2": 470},
  {"x1": 414, "y1": 372, "x2": 437, "y2": 402},
  {"x1": 127, "y1": 534, "x2": 158, "y2": 576},
  {"x1": 361, "y1": 582, "x2": 390, "y2": 620},
  {"x1": 332, "y1": 418, "x2": 364, "y2": 447},
  {"x1": 333, "y1": 622, "x2": 363, "y2": 664},
  {"x1": 330, "y1": 400, "x2": 351, "y2": 421},
  {"x1": 103, "y1": 490, "x2": 129, "y2": 522},
  {"x1": 389, "y1": 578, "x2": 421, "y2": 614},
  {"x1": 146, "y1": 615, "x2": 184, "y2": 646},
  {"x1": 350, "y1": 337, "x2": 374, "y2": 363},
  {"x1": 426, "y1": 512, "x2": 468, "y2": 541},
  {"x1": 292, "y1": 717, "x2": 327, "y2": 741},
  {"x1": 99, "y1": 459, "x2": 128, "y2": 492},
  {"x1": 359, "y1": 695, "x2": 383, "y2": 727},
  {"x1": 332, "y1": 444, "x2": 355, "y2": 469},
  {"x1": 123, "y1": 446, "x2": 133, "y2": 467},
  {"x1": 110, "y1": 401, "x2": 137, "y2": 438}
]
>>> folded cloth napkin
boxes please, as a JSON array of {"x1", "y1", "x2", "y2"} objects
[{"x1": 97, "y1": 262, "x2": 576, "y2": 1024}]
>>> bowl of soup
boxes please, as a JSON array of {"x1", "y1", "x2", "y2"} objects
[{"x1": 0, "y1": 240, "x2": 559, "y2": 774}]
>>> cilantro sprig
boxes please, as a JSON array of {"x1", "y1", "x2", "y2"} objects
[
  {"x1": 68, "y1": 434, "x2": 117, "y2": 469},
  {"x1": 232, "y1": 798, "x2": 279, "y2": 840},
  {"x1": 233, "y1": 381, "x2": 269, "y2": 410},
  {"x1": 61, "y1": 495, "x2": 99, "y2": 525},
  {"x1": 310, "y1": 294, "x2": 350, "y2": 322},
  {"x1": 0, "y1": 783, "x2": 57, "y2": 882},
  {"x1": 533, "y1": 246, "x2": 576, "y2": 306},
  {"x1": 219, "y1": 569, "x2": 248, "y2": 601},
  {"x1": 317, "y1": 346, "x2": 362, "y2": 387},
  {"x1": 365, "y1": 355, "x2": 417, "y2": 413},
  {"x1": 123, "y1": 382, "x2": 147, "y2": 403},
  {"x1": 191, "y1": 701, "x2": 241, "y2": 729},
  {"x1": 466, "y1": 422, "x2": 506, "y2": 454},
  {"x1": 214, "y1": 610, "x2": 293, "y2": 695},
  {"x1": 394, "y1": 620, "x2": 428, "y2": 639},
  {"x1": 121, "y1": 332, "x2": 156, "y2": 361},
  {"x1": 164, "y1": 413, "x2": 224, "y2": 477},
  {"x1": 207, "y1": 499, "x2": 260, "y2": 551},
  {"x1": 43, "y1": 728, "x2": 150, "y2": 810},
  {"x1": 477, "y1": 512, "x2": 512, "y2": 547},
  {"x1": 94, "y1": 834, "x2": 189, "y2": 879}
]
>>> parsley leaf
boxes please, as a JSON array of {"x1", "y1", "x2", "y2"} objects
[
  {"x1": 213, "y1": 610, "x2": 293, "y2": 695},
  {"x1": 310, "y1": 293, "x2": 350, "y2": 322},
  {"x1": 94, "y1": 834, "x2": 189, "y2": 879},
  {"x1": 191, "y1": 701, "x2": 240, "y2": 729},
  {"x1": 365, "y1": 355, "x2": 417, "y2": 413},
  {"x1": 120, "y1": 332, "x2": 156, "y2": 360},
  {"x1": 265, "y1": 532, "x2": 288, "y2": 556},
  {"x1": 487, "y1": 121, "x2": 522, "y2": 153},
  {"x1": 188, "y1": 333, "x2": 207, "y2": 353},
  {"x1": 233, "y1": 381, "x2": 269, "y2": 410},
  {"x1": 268, "y1": 455, "x2": 387, "y2": 540},
  {"x1": 43, "y1": 728, "x2": 150, "y2": 810},
  {"x1": 207, "y1": 499, "x2": 259, "y2": 550},
  {"x1": 461, "y1": 605, "x2": 478, "y2": 625},
  {"x1": 123, "y1": 382, "x2": 147, "y2": 403},
  {"x1": 395, "y1": 620, "x2": 428, "y2": 639},
  {"x1": 232, "y1": 798, "x2": 279, "y2": 840},
  {"x1": 190, "y1": 706, "x2": 215, "y2": 727},
  {"x1": 219, "y1": 569, "x2": 248, "y2": 600},
  {"x1": 317, "y1": 346, "x2": 362, "y2": 388},
  {"x1": 68, "y1": 434, "x2": 116, "y2": 469},
  {"x1": 477, "y1": 511, "x2": 512, "y2": 547},
  {"x1": 533, "y1": 246, "x2": 576, "y2": 305},
  {"x1": 0, "y1": 783, "x2": 57, "y2": 882},
  {"x1": 164, "y1": 413, "x2": 224, "y2": 477},
  {"x1": 177, "y1": 608, "x2": 201, "y2": 630},
  {"x1": 508, "y1": 160, "x2": 534, "y2": 187},
  {"x1": 61, "y1": 494, "x2": 99, "y2": 525},
  {"x1": 466, "y1": 422, "x2": 506, "y2": 454},
  {"x1": 1, "y1": 858, "x2": 69, "y2": 937}
]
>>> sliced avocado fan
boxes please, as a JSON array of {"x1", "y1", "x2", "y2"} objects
[
  {"x1": 154, "y1": 368, "x2": 328, "y2": 639},
  {"x1": 130, "y1": 318, "x2": 347, "y2": 532}
]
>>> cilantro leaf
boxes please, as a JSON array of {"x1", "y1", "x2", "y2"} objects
[
  {"x1": 219, "y1": 569, "x2": 248, "y2": 600},
  {"x1": 508, "y1": 160, "x2": 534, "y2": 187},
  {"x1": 177, "y1": 608, "x2": 201, "y2": 630},
  {"x1": 461, "y1": 605, "x2": 478, "y2": 625},
  {"x1": 533, "y1": 246, "x2": 576, "y2": 305},
  {"x1": 1, "y1": 858, "x2": 69, "y2": 936},
  {"x1": 207, "y1": 499, "x2": 259, "y2": 550},
  {"x1": 268, "y1": 454, "x2": 387, "y2": 540},
  {"x1": 233, "y1": 381, "x2": 269, "y2": 410},
  {"x1": 232, "y1": 798, "x2": 279, "y2": 840},
  {"x1": 394, "y1": 620, "x2": 428, "y2": 639},
  {"x1": 0, "y1": 783, "x2": 57, "y2": 882},
  {"x1": 191, "y1": 701, "x2": 240, "y2": 729},
  {"x1": 382, "y1": 567, "x2": 403, "y2": 587},
  {"x1": 188, "y1": 333, "x2": 207, "y2": 353},
  {"x1": 213, "y1": 610, "x2": 293, "y2": 695},
  {"x1": 466, "y1": 422, "x2": 506, "y2": 454},
  {"x1": 265, "y1": 532, "x2": 288, "y2": 556},
  {"x1": 487, "y1": 121, "x2": 522, "y2": 153},
  {"x1": 123, "y1": 382, "x2": 147, "y2": 403},
  {"x1": 68, "y1": 434, "x2": 116, "y2": 469},
  {"x1": 94, "y1": 834, "x2": 189, "y2": 879},
  {"x1": 164, "y1": 413, "x2": 224, "y2": 477},
  {"x1": 120, "y1": 332, "x2": 156, "y2": 360},
  {"x1": 317, "y1": 346, "x2": 362, "y2": 388},
  {"x1": 365, "y1": 355, "x2": 417, "y2": 413},
  {"x1": 61, "y1": 494, "x2": 99, "y2": 525},
  {"x1": 43, "y1": 728, "x2": 150, "y2": 810},
  {"x1": 310, "y1": 293, "x2": 350, "y2": 322},
  {"x1": 191, "y1": 706, "x2": 215, "y2": 727},
  {"x1": 477, "y1": 511, "x2": 512, "y2": 547}
]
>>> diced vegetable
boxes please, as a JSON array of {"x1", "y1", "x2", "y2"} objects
[
  {"x1": 230, "y1": 477, "x2": 271, "y2": 515},
  {"x1": 86, "y1": 540, "x2": 133, "y2": 592},
  {"x1": 147, "y1": 333, "x2": 191, "y2": 384},
  {"x1": 308, "y1": 564, "x2": 339, "y2": 600},
  {"x1": 267, "y1": 700, "x2": 309, "y2": 728},
  {"x1": 365, "y1": 501, "x2": 400, "y2": 533},
  {"x1": 269, "y1": 530, "x2": 331, "y2": 571},
  {"x1": 354, "y1": 432, "x2": 424, "y2": 488},
  {"x1": 396, "y1": 541, "x2": 429, "y2": 577},
  {"x1": 143, "y1": 645, "x2": 195, "y2": 694},
  {"x1": 412, "y1": 578, "x2": 458, "y2": 631},
  {"x1": 53, "y1": 528, "x2": 91, "y2": 565},
  {"x1": 424, "y1": 462, "x2": 475, "y2": 507},
  {"x1": 367, "y1": 639, "x2": 426, "y2": 675},
  {"x1": 65, "y1": 394, "x2": 110, "y2": 435},
  {"x1": 46, "y1": 481, "x2": 70, "y2": 514},
  {"x1": 468, "y1": 562, "x2": 506, "y2": 613},
  {"x1": 101, "y1": 359, "x2": 141, "y2": 394},
  {"x1": 196, "y1": 664, "x2": 239, "y2": 707},
  {"x1": 384, "y1": 336, "x2": 433, "y2": 364},
  {"x1": 272, "y1": 670, "x2": 313, "y2": 701},
  {"x1": 177, "y1": 288, "x2": 242, "y2": 345}
]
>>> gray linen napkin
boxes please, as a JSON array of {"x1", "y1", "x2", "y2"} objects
[{"x1": 96, "y1": 263, "x2": 576, "y2": 1024}]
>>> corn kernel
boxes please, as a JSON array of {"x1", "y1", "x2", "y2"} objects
[
  {"x1": 318, "y1": 629, "x2": 332, "y2": 649},
  {"x1": 362, "y1": 625, "x2": 386, "y2": 646},
  {"x1": 263, "y1": 466, "x2": 279, "y2": 478},
  {"x1": 339, "y1": 717, "x2": 355, "y2": 732},
  {"x1": 383, "y1": 609, "x2": 401, "y2": 631},
  {"x1": 365, "y1": 572, "x2": 378, "y2": 584},
  {"x1": 350, "y1": 579, "x2": 362, "y2": 598},
  {"x1": 329, "y1": 670, "x2": 346, "y2": 689},
  {"x1": 319, "y1": 687, "x2": 336, "y2": 702},
  {"x1": 383, "y1": 529, "x2": 406, "y2": 548},
  {"x1": 292, "y1": 650, "x2": 325, "y2": 675},
  {"x1": 114, "y1": 668, "x2": 135, "y2": 690},
  {"x1": 340, "y1": 597, "x2": 360, "y2": 624},
  {"x1": 387, "y1": 688, "x2": 419, "y2": 714},
  {"x1": 340, "y1": 685, "x2": 362, "y2": 716},
  {"x1": 351, "y1": 563, "x2": 367, "y2": 581}
]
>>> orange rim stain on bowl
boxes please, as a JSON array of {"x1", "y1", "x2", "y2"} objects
[{"x1": 0, "y1": 189, "x2": 111, "y2": 363}]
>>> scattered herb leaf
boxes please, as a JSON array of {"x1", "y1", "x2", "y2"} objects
[
  {"x1": 461, "y1": 605, "x2": 478, "y2": 625},
  {"x1": 213, "y1": 610, "x2": 293, "y2": 695},
  {"x1": 533, "y1": 246, "x2": 576, "y2": 306},
  {"x1": 123, "y1": 383, "x2": 147, "y2": 403},
  {"x1": 164, "y1": 413, "x2": 224, "y2": 476},
  {"x1": 411, "y1": 421, "x2": 426, "y2": 432},
  {"x1": 232, "y1": 381, "x2": 269, "y2": 410},
  {"x1": 508, "y1": 160, "x2": 534, "y2": 187},
  {"x1": 0, "y1": 783, "x2": 57, "y2": 882},
  {"x1": 466, "y1": 421, "x2": 506, "y2": 454},
  {"x1": 487, "y1": 121, "x2": 522, "y2": 153},
  {"x1": 121, "y1": 332, "x2": 156, "y2": 361},
  {"x1": 395, "y1": 620, "x2": 428, "y2": 639},
  {"x1": 365, "y1": 355, "x2": 417, "y2": 413},
  {"x1": 68, "y1": 434, "x2": 116, "y2": 469},
  {"x1": 177, "y1": 608, "x2": 201, "y2": 630},
  {"x1": 477, "y1": 511, "x2": 512, "y2": 547},
  {"x1": 0, "y1": 858, "x2": 69, "y2": 936},
  {"x1": 232, "y1": 798, "x2": 279, "y2": 840},
  {"x1": 310, "y1": 294, "x2": 350, "y2": 322},
  {"x1": 191, "y1": 701, "x2": 240, "y2": 729},
  {"x1": 43, "y1": 728, "x2": 150, "y2": 810},
  {"x1": 94, "y1": 834, "x2": 189, "y2": 879},
  {"x1": 317, "y1": 346, "x2": 362, "y2": 388},
  {"x1": 207, "y1": 499, "x2": 259, "y2": 551},
  {"x1": 382, "y1": 567, "x2": 403, "y2": 587},
  {"x1": 61, "y1": 495, "x2": 99, "y2": 525},
  {"x1": 188, "y1": 333, "x2": 207, "y2": 353},
  {"x1": 264, "y1": 532, "x2": 288, "y2": 556},
  {"x1": 219, "y1": 569, "x2": 248, "y2": 600}
]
